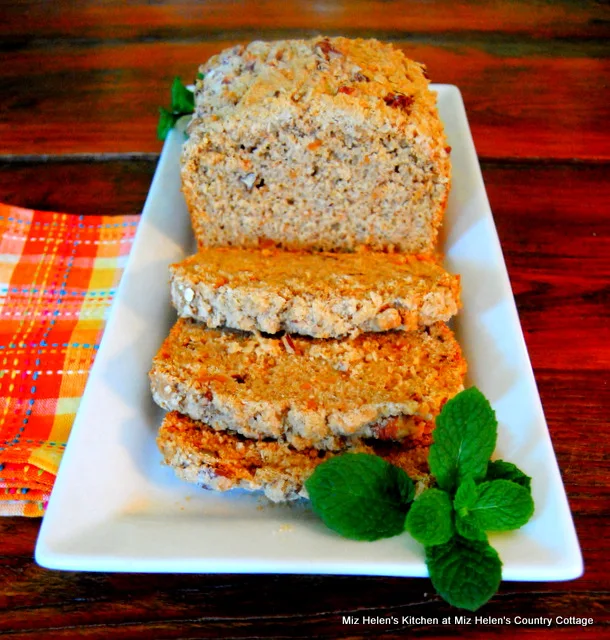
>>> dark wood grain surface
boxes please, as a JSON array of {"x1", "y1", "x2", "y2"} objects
[{"x1": 0, "y1": 1, "x2": 608, "y2": 637}]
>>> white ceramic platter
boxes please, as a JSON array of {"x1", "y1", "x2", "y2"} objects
[{"x1": 36, "y1": 85, "x2": 583, "y2": 579}]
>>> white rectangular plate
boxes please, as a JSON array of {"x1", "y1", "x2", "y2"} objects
[{"x1": 36, "y1": 86, "x2": 582, "y2": 579}]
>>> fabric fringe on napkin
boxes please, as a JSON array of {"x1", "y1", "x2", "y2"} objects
[{"x1": 0, "y1": 203, "x2": 139, "y2": 516}]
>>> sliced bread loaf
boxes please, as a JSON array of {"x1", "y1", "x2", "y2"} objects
[
  {"x1": 158, "y1": 411, "x2": 432, "y2": 502},
  {"x1": 150, "y1": 319, "x2": 466, "y2": 450},
  {"x1": 171, "y1": 248, "x2": 460, "y2": 338}
]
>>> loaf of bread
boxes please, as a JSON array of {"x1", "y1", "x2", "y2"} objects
[
  {"x1": 170, "y1": 248, "x2": 460, "y2": 338},
  {"x1": 150, "y1": 319, "x2": 466, "y2": 451},
  {"x1": 158, "y1": 411, "x2": 432, "y2": 502},
  {"x1": 182, "y1": 37, "x2": 451, "y2": 253}
]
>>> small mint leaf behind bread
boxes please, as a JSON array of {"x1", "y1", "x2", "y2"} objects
[
  {"x1": 171, "y1": 76, "x2": 195, "y2": 113},
  {"x1": 426, "y1": 536, "x2": 502, "y2": 611},
  {"x1": 305, "y1": 453, "x2": 414, "y2": 541},
  {"x1": 157, "y1": 77, "x2": 197, "y2": 140},
  {"x1": 429, "y1": 387, "x2": 497, "y2": 493},
  {"x1": 405, "y1": 488, "x2": 454, "y2": 546},
  {"x1": 486, "y1": 460, "x2": 532, "y2": 491},
  {"x1": 157, "y1": 107, "x2": 179, "y2": 141}
]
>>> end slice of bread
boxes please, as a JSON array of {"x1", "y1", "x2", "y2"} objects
[
  {"x1": 158, "y1": 411, "x2": 432, "y2": 502},
  {"x1": 182, "y1": 37, "x2": 450, "y2": 254}
]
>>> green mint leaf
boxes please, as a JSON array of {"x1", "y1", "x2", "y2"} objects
[
  {"x1": 453, "y1": 478, "x2": 487, "y2": 541},
  {"x1": 305, "y1": 453, "x2": 414, "y2": 541},
  {"x1": 171, "y1": 76, "x2": 195, "y2": 114},
  {"x1": 454, "y1": 478, "x2": 533, "y2": 535},
  {"x1": 391, "y1": 463, "x2": 416, "y2": 506},
  {"x1": 428, "y1": 387, "x2": 497, "y2": 493},
  {"x1": 405, "y1": 488, "x2": 454, "y2": 546},
  {"x1": 486, "y1": 460, "x2": 532, "y2": 491},
  {"x1": 469, "y1": 480, "x2": 534, "y2": 531},
  {"x1": 157, "y1": 107, "x2": 178, "y2": 141},
  {"x1": 426, "y1": 535, "x2": 502, "y2": 611},
  {"x1": 157, "y1": 76, "x2": 196, "y2": 139},
  {"x1": 197, "y1": 71, "x2": 205, "y2": 80}
]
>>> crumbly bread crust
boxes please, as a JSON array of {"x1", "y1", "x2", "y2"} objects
[
  {"x1": 171, "y1": 248, "x2": 460, "y2": 338},
  {"x1": 150, "y1": 319, "x2": 466, "y2": 450},
  {"x1": 158, "y1": 411, "x2": 432, "y2": 502},
  {"x1": 182, "y1": 37, "x2": 451, "y2": 254}
]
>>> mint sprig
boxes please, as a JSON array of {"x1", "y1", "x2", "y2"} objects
[
  {"x1": 307, "y1": 387, "x2": 535, "y2": 611},
  {"x1": 157, "y1": 76, "x2": 198, "y2": 141},
  {"x1": 305, "y1": 453, "x2": 414, "y2": 541}
]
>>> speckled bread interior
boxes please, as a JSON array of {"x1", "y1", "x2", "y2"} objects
[
  {"x1": 150, "y1": 319, "x2": 466, "y2": 451},
  {"x1": 181, "y1": 37, "x2": 451, "y2": 253},
  {"x1": 153, "y1": 37, "x2": 461, "y2": 501}
]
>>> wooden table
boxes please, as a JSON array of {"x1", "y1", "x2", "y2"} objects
[{"x1": 1, "y1": 1, "x2": 608, "y2": 637}]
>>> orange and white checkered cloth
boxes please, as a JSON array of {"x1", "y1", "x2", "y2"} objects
[{"x1": 0, "y1": 203, "x2": 139, "y2": 516}]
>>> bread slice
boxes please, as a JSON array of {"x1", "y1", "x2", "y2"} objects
[
  {"x1": 170, "y1": 248, "x2": 460, "y2": 338},
  {"x1": 158, "y1": 411, "x2": 432, "y2": 502},
  {"x1": 182, "y1": 37, "x2": 450, "y2": 254},
  {"x1": 150, "y1": 319, "x2": 466, "y2": 450}
]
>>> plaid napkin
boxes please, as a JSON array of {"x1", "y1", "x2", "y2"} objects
[{"x1": 0, "y1": 203, "x2": 139, "y2": 516}]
